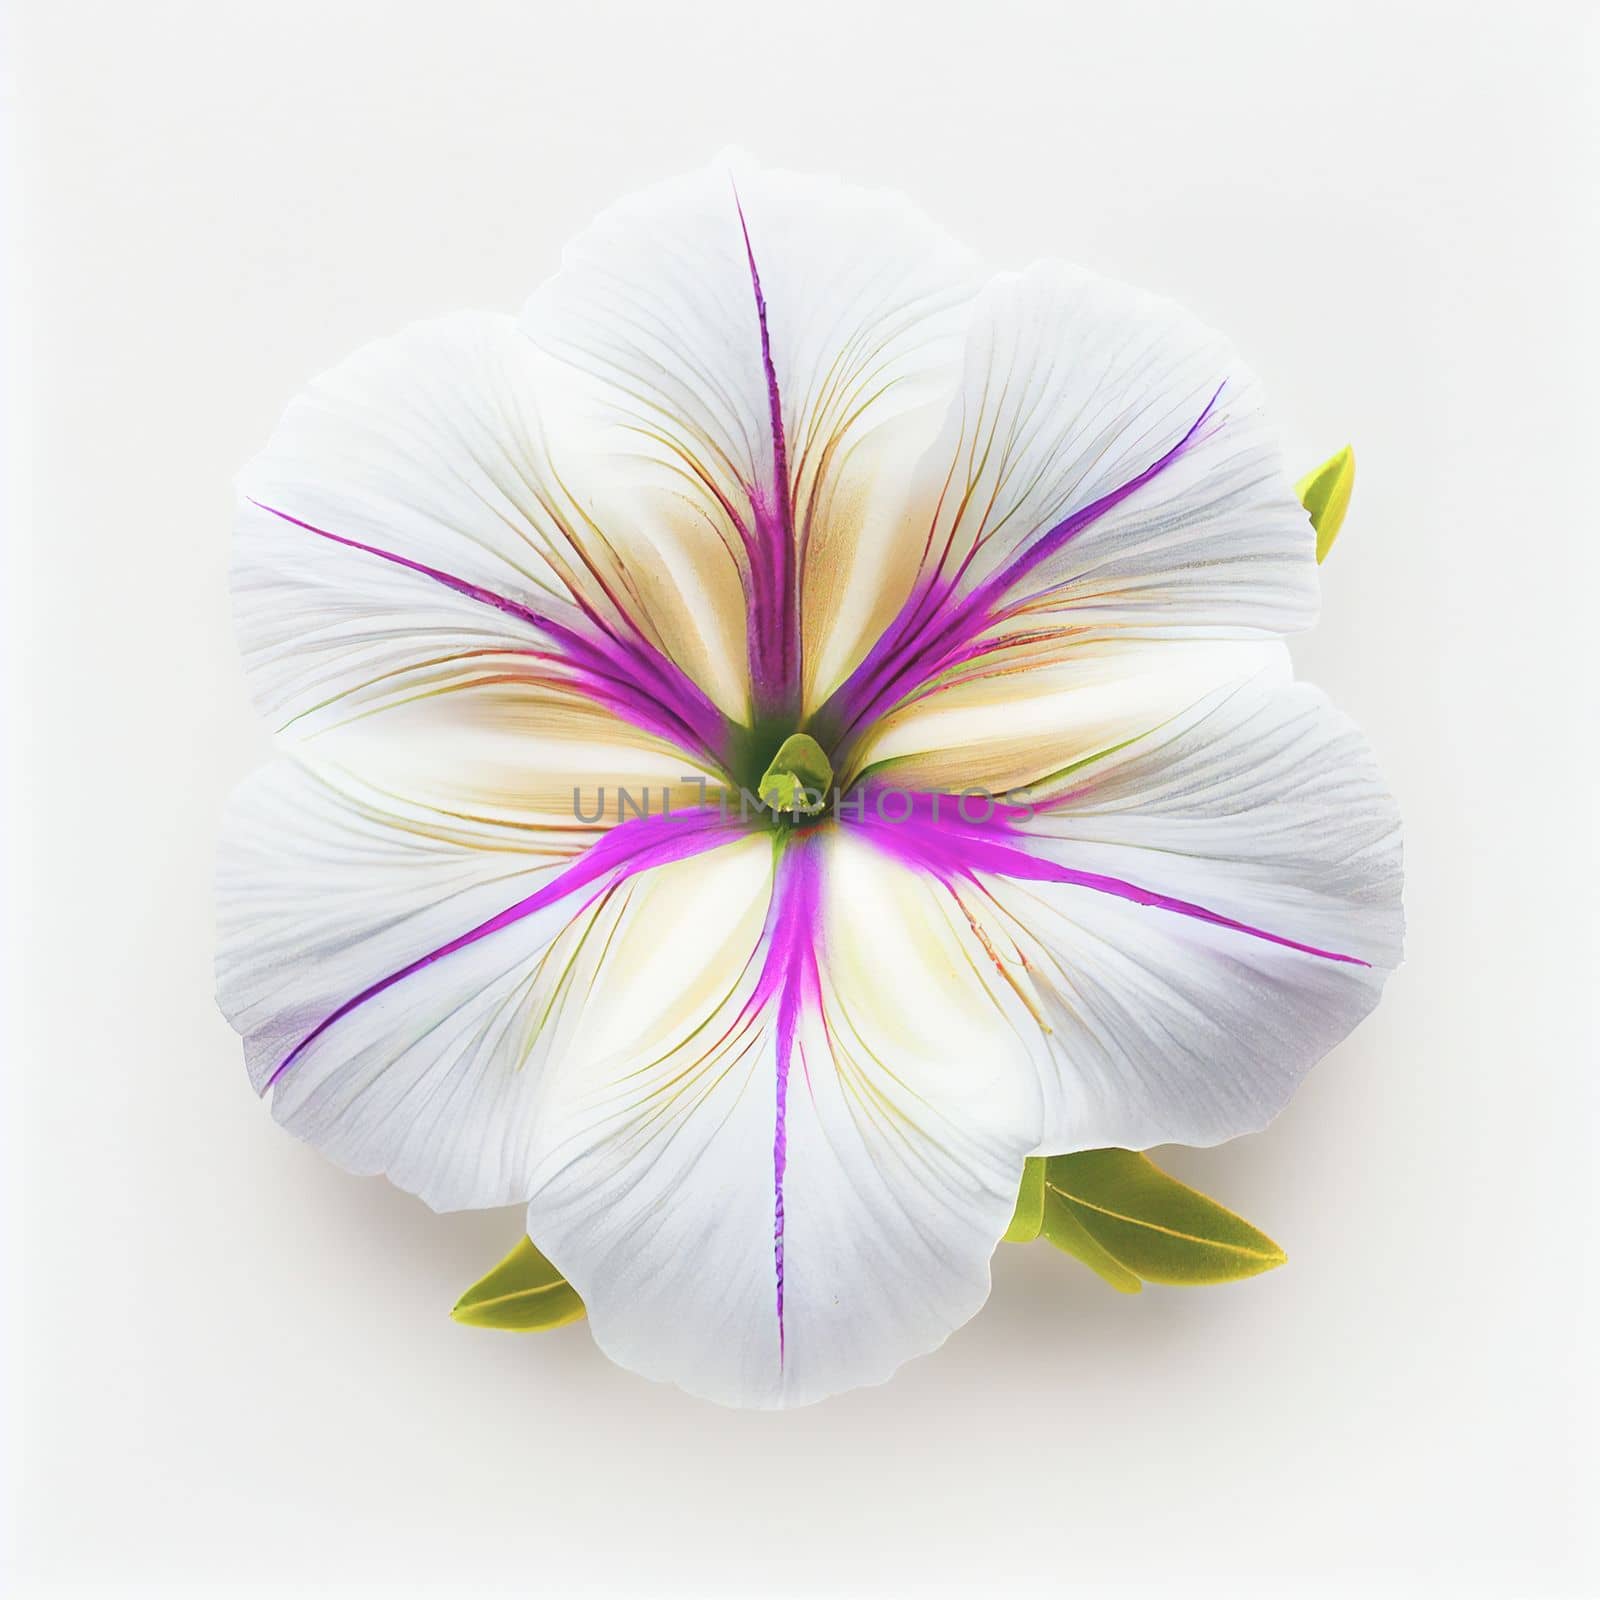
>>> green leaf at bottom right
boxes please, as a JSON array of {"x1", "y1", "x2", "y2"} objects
[{"x1": 1040, "y1": 1149, "x2": 1286, "y2": 1291}]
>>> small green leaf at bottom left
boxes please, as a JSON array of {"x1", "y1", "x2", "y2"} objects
[{"x1": 452, "y1": 1236, "x2": 586, "y2": 1332}]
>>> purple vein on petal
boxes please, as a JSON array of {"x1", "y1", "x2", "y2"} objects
[
  {"x1": 815, "y1": 387, "x2": 1225, "y2": 753},
  {"x1": 852, "y1": 793, "x2": 1369, "y2": 967},
  {"x1": 732, "y1": 184, "x2": 801, "y2": 720},
  {"x1": 736, "y1": 835, "x2": 823, "y2": 1366},
  {"x1": 265, "y1": 809, "x2": 743, "y2": 1089},
  {"x1": 248, "y1": 500, "x2": 729, "y2": 764},
  {"x1": 968, "y1": 383, "x2": 1224, "y2": 610},
  {"x1": 251, "y1": 500, "x2": 545, "y2": 626}
]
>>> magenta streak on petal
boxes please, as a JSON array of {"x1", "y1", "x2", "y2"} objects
[
  {"x1": 968, "y1": 385, "x2": 1224, "y2": 611},
  {"x1": 265, "y1": 809, "x2": 743, "y2": 1089},
  {"x1": 735, "y1": 836, "x2": 823, "y2": 1365},
  {"x1": 732, "y1": 187, "x2": 800, "y2": 719},
  {"x1": 815, "y1": 389, "x2": 1225, "y2": 754},
  {"x1": 851, "y1": 793, "x2": 1369, "y2": 967},
  {"x1": 248, "y1": 501, "x2": 729, "y2": 764}
]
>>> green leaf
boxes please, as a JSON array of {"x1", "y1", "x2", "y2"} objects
[
  {"x1": 1003, "y1": 1156, "x2": 1047, "y2": 1241},
  {"x1": 451, "y1": 1236, "x2": 586, "y2": 1332},
  {"x1": 1040, "y1": 1181, "x2": 1142, "y2": 1293},
  {"x1": 1296, "y1": 444, "x2": 1355, "y2": 563},
  {"x1": 1043, "y1": 1149, "x2": 1286, "y2": 1286}
]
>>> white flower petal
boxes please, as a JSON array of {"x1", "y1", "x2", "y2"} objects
[
  {"x1": 236, "y1": 310, "x2": 734, "y2": 764},
  {"x1": 854, "y1": 664, "x2": 1403, "y2": 1152},
  {"x1": 215, "y1": 754, "x2": 745, "y2": 1210},
  {"x1": 524, "y1": 830, "x2": 1041, "y2": 1408},
  {"x1": 522, "y1": 153, "x2": 985, "y2": 720},
  {"x1": 813, "y1": 263, "x2": 1319, "y2": 756}
]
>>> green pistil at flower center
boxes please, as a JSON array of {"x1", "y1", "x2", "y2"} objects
[{"x1": 757, "y1": 732, "x2": 833, "y2": 817}]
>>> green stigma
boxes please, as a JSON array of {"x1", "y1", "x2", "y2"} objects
[{"x1": 757, "y1": 732, "x2": 833, "y2": 817}]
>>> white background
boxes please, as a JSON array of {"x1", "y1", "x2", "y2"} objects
[{"x1": 6, "y1": 2, "x2": 1597, "y2": 1595}]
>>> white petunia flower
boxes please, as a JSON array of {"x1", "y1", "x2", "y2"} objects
[{"x1": 217, "y1": 156, "x2": 1403, "y2": 1408}]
